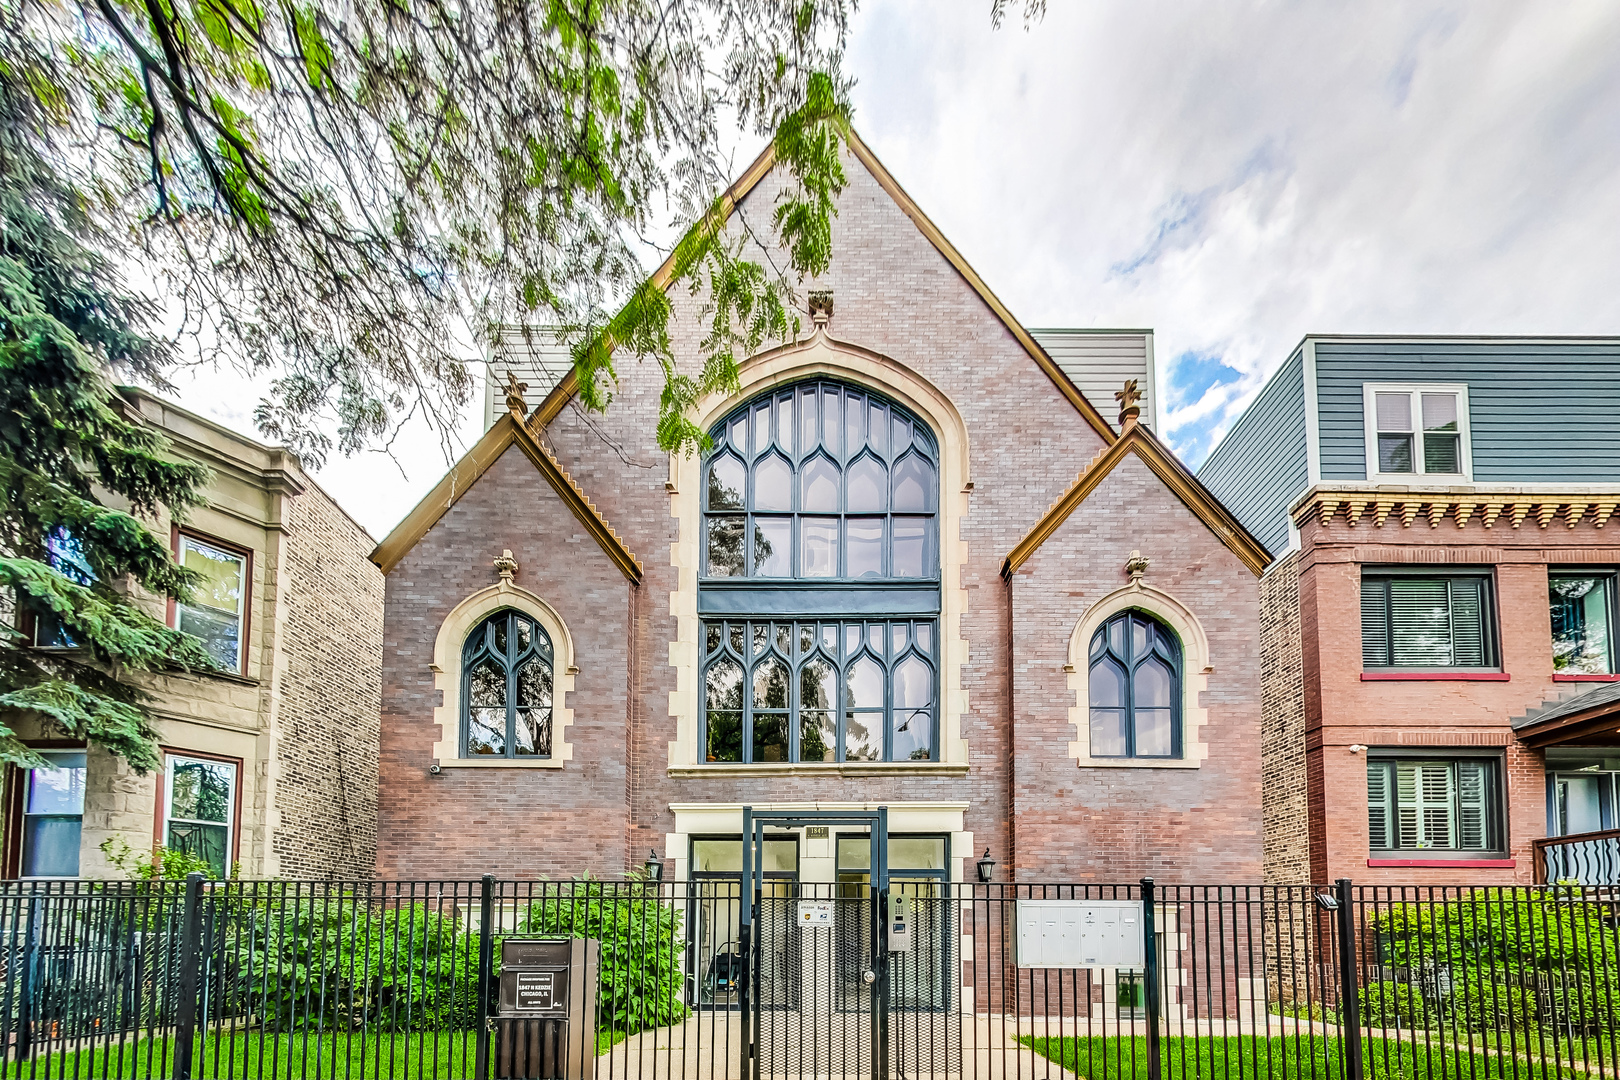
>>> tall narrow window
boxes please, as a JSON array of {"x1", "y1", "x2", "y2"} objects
[
  {"x1": 175, "y1": 534, "x2": 248, "y2": 673},
  {"x1": 164, "y1": 755, "x2": 237, "y2": 877},
  {"x1": 1550, "y1": 573, "x2": 1616, "y2": 675},
  {"x1": 36, "y1": 529, "x2": 94, "y2": 647},
  {"x1": 461, "y1": 610, "x2": 553, "y2": 758},
  {"x1": 1088, "y1": 611, "x2": 1182, "y2": 759},
  {"x1": 1361, "y1": 573, "x2": 1496, "y2": 669},
  {"x1": 1365, "y1": 385, "x2": 1469, "y2": 478},
  {"x1": 19, "y1": 752, "x2": 86, "y2": 877},
  {"x1": 699, "y1": 381, "x2": 941, "y2": 763},
  {"x1": 1367, "y1": 756, "x2": 1502, "y2": 853}
]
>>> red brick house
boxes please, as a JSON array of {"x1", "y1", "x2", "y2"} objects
[
  {"x1": 367, "y1": 132, "x2": 1269, "y2": 889},
  {"x1": 1199, "y1": 337, "x2": 1620, "y2": 886}
]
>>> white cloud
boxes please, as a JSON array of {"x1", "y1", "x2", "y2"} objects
[{"x1": 152, "y1": 0, "x2": 1620, "y2": 535}]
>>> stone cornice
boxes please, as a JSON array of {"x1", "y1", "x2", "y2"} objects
[{"x1": 1291, "y1": 484, "x2": 1620, "y2": 533}]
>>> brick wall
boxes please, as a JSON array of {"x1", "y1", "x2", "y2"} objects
[
  {"x1": 379, "y1": 145, "x2": 1264, "y2": 881},
  {"x1": 272, "y1": 480, "x2": 385, "y2": 878},
  {"x1": 1259, "y1": 551, "x2": 1308, "y2": 883},
  {"x1": 377, "y1": 447, "x2": 632, "y2": 879},
  {"x1": 1296, "y1": 512, "x2": 1616, "y2": 885},
  {"x1": 1008, "y1": 453, "x2": 1264, "y2": 881}
]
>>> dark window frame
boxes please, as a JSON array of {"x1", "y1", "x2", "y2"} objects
[
  {"x1": 1366, "y1": 749, "x2": 1507, "y2": 858},
  {"x1": 1549, "y1": 569, "x2": 1618, "y2": 676},
  {"x1": 459, "y1": 609, "x2": 555, "y2": 759},
  {"x1": 697, "y1": 379, "x2": 943, "y2": 766},
  {"x1": 1360, "y1": 567, "x2": 1500, "y2": 671},
  {"x1": 1087, "y1": 610, "x2": 1184, "y2": 759}
]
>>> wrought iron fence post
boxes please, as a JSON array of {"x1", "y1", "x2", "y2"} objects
[
  {"x1": 475, "y1": 874, "x2": 495, "y2": 1080},
  {"x1": 1334, "y1": 878, "x2": 1365, "y2": 1080},
  {"x1": 13, "y1": 893, "x2": 41, "y2": 1063},
  {"x1": 172, "y1": 873, "x2": 205, "y2": 1080},
  {"x1": 1140, "y1": 877, "x2": 1161, "y2": 1080}
]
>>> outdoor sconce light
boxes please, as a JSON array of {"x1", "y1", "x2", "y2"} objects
[
  {"x1": 644, "y1": 848, "x2": 664, "y2": 882},
  {"x1": 976, "y1": 848, "x2": 997, "y2": 884}
]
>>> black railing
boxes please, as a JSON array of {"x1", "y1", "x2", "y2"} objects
[
  {"x1": 0, "y1": 877, "x2": 1616, "y2": 1077},
  {"x1": 1534, "y1": 828, "x2": 1620, "y2": 886}
]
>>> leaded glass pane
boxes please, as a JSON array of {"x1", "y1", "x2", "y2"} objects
[
  {"x1": 469, "y1": 659, "x2": 504, "y2": 706},
  {"x1": 801, "y1": 519, "x2": 837, "y2": 576},
  {"x1": 892, "y1": 453, "x2": 934, "y2": 512},
  {"x1": 707, "y1": 517, "x2": 744, "y2": 576},
  {"x1": 517, "y1": 656, "x2": 552, "y2": 708},
  {"x1": 754, "y1": 657, "x2": 790, "y2": 709},
  {"x1": 1135, "y1": 709, "x2": 1173, "y2": 756},
  {"x1": 847, "y1": 519, "x2": 883, "y2": 577},
  {"x1": 754, "y1": 713, "x2": 789, "y2": 762},
  {"x1": 754, "y1": 453, "x2": 792, "y2": 512},
  {"x1": 752, "y1": 518, "x2": 790, "y2": 576},
  {"x1": 467, "y1": 708, "x2": 504, "y2": 755},
  {"x1": 846, "y1": 655, "x2": 883, "y2": 709},
  {"x1": 844, "y1": 712, "x2": 881, "y2": 761},
  {"x1": 1090, "y1": 709, "x2": 1126, "y2": 757},
  {"x1": 893, "y1": 707, "x2": 932, "y2": 762},
  {"x1": 868, "y1": 401, "x2": 887, "y2": 455},
  {"x1": 822, "y1": 388, "x2": 841, "y2": 454},
  {"x1": 708, "y1": 455, "x2": 745, "y2": 510},
  {"x1": 1089, "y1": 610, "x2": 1181, "y2": 759},
  {"x1": 847, "y1": 456, "x2": 887, "y2": 513},
  {"x1": 1134, "y1": 657, "x2": 1172, "y2": 708},
  {"x1": 894, "y1": 655, "x2": 930, "y2": 709},
  {"x1": 752, "y1": 402, "x2": 770, "y2": 456},
  {"x1": 892, "y1": 518, "x2": 929, "y2": 578},
  {"x1": 801, "y1": 712, "x2": 835, "y2": 762}
]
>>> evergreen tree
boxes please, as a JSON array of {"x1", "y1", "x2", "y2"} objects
[{"x1": 0, "y1": 92, "x2": 217, "y2": 772}]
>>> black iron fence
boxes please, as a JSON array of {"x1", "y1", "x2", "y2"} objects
[
  {"x1": 1534, "y1": 829, "x2": 1620, "y2": 887},
  {"x1": 0, "y1": 876, "x2": 1616, "y2": 1078}
]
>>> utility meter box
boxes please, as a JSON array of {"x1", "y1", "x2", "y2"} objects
[
  {"x1": 887, "y1": 892, "x2": 912, "y2": 953},
  {"x1": 495, "y1": 938, "x2": 599, "y2": 1080},
  {"x1": 1015, "y1": 899, "x2": 1143, "y2": 969}
]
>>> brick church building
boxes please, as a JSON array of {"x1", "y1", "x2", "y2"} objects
[{"x1": 368, "y1": 132, "x2": 1270, "y2": 886}]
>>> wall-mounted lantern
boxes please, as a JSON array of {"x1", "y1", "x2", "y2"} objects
[
  {"x1": 644, "y1": 849, "x2": 664, "y2": 883},
  {"x1": 976, "y1": 848, "x2": 997, "y2": 884}
]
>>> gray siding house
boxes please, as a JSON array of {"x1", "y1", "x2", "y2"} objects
[{"x1": 1200, "y1": 336, "x2": 1620, "y2": 557}]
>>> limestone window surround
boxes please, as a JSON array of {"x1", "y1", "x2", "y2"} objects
[
  {"x1": 1067, "y1": 580, "x2": 1212, "y2": 769},
  {"x1": 665, "y1": 330, "x2": 972, "y2": 775},
  {"x1": 427, "y1": 580, "x2": 577, "y2": 769}
]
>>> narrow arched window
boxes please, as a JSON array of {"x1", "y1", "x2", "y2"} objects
[
  {"x1": 462, "y1": 610, "x2": 553, "y2": 758},
  {"x1": 699, "y1": 380, "x2": 940, "y2": 763},
  {"x1": 1089, "y1": 611, "x2": 1181, "y2": 759}
]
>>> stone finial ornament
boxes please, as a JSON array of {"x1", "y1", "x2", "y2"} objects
[
  {"x1": 502, "y1": 370, "x2": 529, "y2": 417},
  {"x1": 493, "y1": 549, "x2": 519, "y2": 583},
  {"x1": 808, "y1": 290, "x2": 834, "y2": 328},
  {"x1": 1126, "y1": 549, "x2": 1150, "y2": 582},
  {"x1": 1115, "y1": 379, "x2": 1142, "y2": 429}
]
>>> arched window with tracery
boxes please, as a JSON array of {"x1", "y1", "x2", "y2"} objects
[
  {"x1": 700, "y1": 380, "x2": 940, "y2": 763},
  {"x1": 1088, "y1": 610, "x2": 1182, "y2": 759},
  {"x1": 462, "y1": 609, "x2": 554, "y2": 758}
]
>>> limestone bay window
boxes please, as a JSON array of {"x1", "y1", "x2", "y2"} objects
[
  {"x1": 461, "y1": 609, "x2": 554, "y2": 758},
  {"x1": 699, "y1": 381, "x2": 940, "y2": 764}
]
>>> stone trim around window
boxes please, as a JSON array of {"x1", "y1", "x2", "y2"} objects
[
  {"x1": 428, "y1": 581, "x2": 577, "y2": 769},
  {"x1": 666, "y1": 330, "x2": 972, "y2": 770},
  {"x1": 1067, "y1": 581, "x2": 1212, "y2": 770}
]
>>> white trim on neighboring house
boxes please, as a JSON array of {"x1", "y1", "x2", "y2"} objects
[
  {"x1": 1066, "y1": 582, "x2": 1212, "y2": 770},
  {"x1": 1361, "y1": 382, "x2": 1473, "y2": 483},
  {"x1": 1302, "y1": 340, "x2": 1321, "y2": 485}
]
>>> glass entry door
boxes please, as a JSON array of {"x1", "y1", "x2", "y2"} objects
[{"x1": 691, "y1": 836, "x2": 798, "y2": 1008}]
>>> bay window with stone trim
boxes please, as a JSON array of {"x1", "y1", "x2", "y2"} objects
[{"x1": 699, "y1": 381, "x2": 940, "y2": 764}]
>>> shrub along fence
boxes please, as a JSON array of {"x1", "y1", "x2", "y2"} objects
[{"x1": 0, "y1": 877, "x2": 1614, "y2": 1078}]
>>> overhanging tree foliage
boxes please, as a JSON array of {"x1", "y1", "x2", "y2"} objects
[
  {"x1": 2, "y1": 0, "x2": 859, "y2": 464},
  {"x1": 0, "y1": 89, "x2": 217, "y2": 771}
]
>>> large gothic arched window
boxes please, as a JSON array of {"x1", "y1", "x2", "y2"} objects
[
  {"x1": 462, "y1": 610, "x2": 554, "y2": 757},
  {"x1": 700, "y1": 380, "x2": 940, "y2": 763},
  {"x1": 1088, "y1": 610, "x2": 1182, "y2": 759}
]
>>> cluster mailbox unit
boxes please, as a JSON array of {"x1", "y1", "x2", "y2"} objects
[
  {"x1": 1014, "y1": 899, "x2": 1144, "y2": 968},
  {"x1": 495, "y1": 938, "x2": 600, "y2": 1080}
]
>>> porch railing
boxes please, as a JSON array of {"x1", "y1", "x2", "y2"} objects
[{"x1": 1532, "y1": 827, "x2": 1620, "y2": 885}]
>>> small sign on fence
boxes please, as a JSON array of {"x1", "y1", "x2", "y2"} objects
[{"x1": 798, "y1": 898, "x2": 834, "y2": 926}]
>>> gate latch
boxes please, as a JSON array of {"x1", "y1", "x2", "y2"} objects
[{"x1": 862, "y1": 969, "x2": 876, "y2": 985}]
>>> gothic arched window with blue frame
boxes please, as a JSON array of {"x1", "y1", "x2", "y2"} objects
[
  {"x1": 1088, "y1": 610, "x2": 1182, "y2": 759},
  {"x1": 462, "y1": 609, "x2": 553, "y2": 758},
  {"x1": 699, "y1": 380, "x2": 941, "y2": 763}
]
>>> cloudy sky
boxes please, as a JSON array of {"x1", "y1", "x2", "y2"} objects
[{"x1": 153, "y1": 0, "x2": 1620, "y2": 538}]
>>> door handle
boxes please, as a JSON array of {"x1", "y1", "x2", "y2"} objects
[{"x1": 862, "y1": 969, "x2": 876, "y2": 985}]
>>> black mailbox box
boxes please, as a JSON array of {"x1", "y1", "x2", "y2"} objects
[{"x1": 495, "y1": 938, "x2": 598, "y2": 1080}]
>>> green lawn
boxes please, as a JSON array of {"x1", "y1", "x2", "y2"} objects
[
  {"x1": 1023, "y1": 1035, "x2": 1607, "y2": 1080},
  {"x1": 2, "y1": 1028, "x2": 631, "y2": 1078}
]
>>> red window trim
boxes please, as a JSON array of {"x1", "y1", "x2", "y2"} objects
[
  {"x1": 169, "y1": 526, "x2": 253, "y2": 677},
  {"x1": 1552, "y1": 673, "x2": 1620, "y2": 682},
  {"x1": 3, "y1": 740, "x2": 87, "y2": 879},
  {"x1": 1367, "y1": 858, "x2": 1516, "y2": 869},
  {"x1": 1361, "y1": 672, "x2": 1511, "y2": 682},
  {"x1": 153, "y1": 747, "x2": 245, "y2": 873}
]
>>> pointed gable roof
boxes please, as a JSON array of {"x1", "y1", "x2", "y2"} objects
[
  {"x1": 1003, "y1": 421, "x2": 1272, "y2": 579},
  {"x1": 530, "y1": 129, "x2": 1118, "y2": 443},
  {"x1": 369, "y1": 411, "x2": 642, "y2": 581}
]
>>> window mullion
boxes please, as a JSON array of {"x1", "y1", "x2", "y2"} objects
[{"x1": 505, "y1": 621, "x2": 519, "y2": 760}]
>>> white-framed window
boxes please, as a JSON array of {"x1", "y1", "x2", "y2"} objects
[
  {"x1": 19, "y1": 752, "x2": 86, "y2": 877},
  {"x1": 1362, "y1": 383, "x2": 1471, "y2": 480},
  {"x1": 163, "y1": 754, "x2": 237, "y2": 878},
  {"x1": 174, "y1": 534, "x2": 249, "y2": 674}
]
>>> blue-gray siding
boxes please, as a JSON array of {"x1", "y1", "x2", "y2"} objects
[
  {"x1": 1316, "y1": 341, "x2": 1620, "y2": 482},
  {"x1": 1197, "y1": 350, "x2": 1308, "y2": 556}
]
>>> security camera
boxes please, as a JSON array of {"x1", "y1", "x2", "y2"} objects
[{"x1": 428, "y1": 763, "x2": 442, "y2": 775}]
